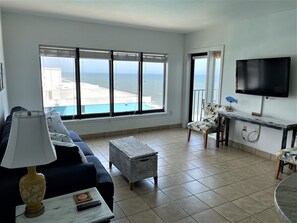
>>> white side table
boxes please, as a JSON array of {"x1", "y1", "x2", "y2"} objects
[{"x1": 16, "y1": 187, "x2": 114, "y2": 223}]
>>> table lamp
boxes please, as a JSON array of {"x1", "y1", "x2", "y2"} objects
[{"x1": 0, "y1": 111, "x2": 57, "y2": 218}]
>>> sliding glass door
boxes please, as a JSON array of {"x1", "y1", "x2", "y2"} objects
[{"x1": 189, "y1": 51, "x2": 223, "y2": 122}]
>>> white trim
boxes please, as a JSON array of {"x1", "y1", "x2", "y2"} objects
[{"x1": 182, "y1": 45, "x2": 225, "y2": 128}]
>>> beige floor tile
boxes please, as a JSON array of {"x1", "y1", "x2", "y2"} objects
[
  {"x1": 181, "y1": 180, "x2": 210, "y2": 195},
  {"x1": 254, "y1": 208, "x2": 284, "y2": 223},
  {"x1": 198, "y1": 176, "x2": 229, "y2": 189},
  {"x1": 199, "y1": 165, "x2": 226, "y2": 175},
  {"x1": 128, "y1": 209, "x2": 164, "y2": 223},
  {"x1": 243, "y1": 176, "x2": 276, "y2": 190},
  {"x1": 249, "y1": 190, "x2": 275, "y2": 208},
  {"x1": 155, "y1": 175, "x2": 178, "y2": 189},
  {"x1": 237, "y1": 216, "x2": 262, "y2": 223},
  {"x1": 159, "y1": 165, "x2": 181, "y2": 175},
  {"x1": 214, "y1": 203, "x2": 250, "y2": 223},
  {"x1": 232, "y1": 196, "x2": 268, "y2": 215},
  {"x1": 132, "y1": 179, "x2": 158, "y2": 195},
  {"x1": 172, "y1": 216, "x2": 197, "y2": 223},
  {"x1": 176, "y1": 196, "x2": 209, "y2": 215},
  {"x1": 185, "y1": 168, "x2": 210, "y2": 179},
  {"x1": 228, "y1": 168, "x2": 256, "y2": 180},
  {"x1": 173, "y1": 162, "x2": 197, "y2": 171},
  {"x1": 114, "y1": 185, "x2": 138, "y2": 201},
  {"x1": 111, "y1": 217, "x2": 131, "y2": 223},
  {"x1": 153, "y1": 202, "x2": 189, "y2": 223},
  {"x1": 213, "y1": 172, "x2": 241, "y2": 184},
  {"x1": 86, "y1": 128, "x2": 280, "y2": 223},
  {"x1": 229, "y1": 181, "x2": 260, "y2": 195},
  {"x1": 112, "y1": 175, "x2": 129, "y2": 188},
  {"x1": 112, "y1": 202, "x2": 126, "y2": 221},
  {"x1": 168, "y1": 172, "x2": 195, "y2": 184},
  {"x1": 196, "y1": 190, "x2": 228, "y2": 207},
  {"x1": 162, "y1": 185, "x2": 192, "y2": 200},
  {"x1": 192, "y1": 209, "x2": 230, "y2": 223},
  {"x1": 141, "y1": 190, "x2": 171, "y2": 208},
  {"x1": 214, "y1": 185, "x2": 246, "y2": 201},
  {"x1": 117, "y1": 197, "x2": 150, "y2": 216}
]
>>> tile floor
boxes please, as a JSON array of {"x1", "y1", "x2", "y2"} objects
[{"x1": 84, "y1": 128, "x2": 288, "y2": 223}]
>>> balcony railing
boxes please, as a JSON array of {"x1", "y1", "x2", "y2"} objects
[
  {"x1": 191, "y1": 89, "x2": 218, "y2": 122},
  {"x1": 192, "y1": 89, "x2": 205, "y2": 122}
]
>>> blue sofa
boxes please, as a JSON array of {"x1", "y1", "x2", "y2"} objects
[{"x1": 0, "y1": 107, "x2": 114, "y2": 222}]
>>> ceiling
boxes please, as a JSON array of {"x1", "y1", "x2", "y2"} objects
[{"x1": 0, "y1": 0, "x2": 296, "y2": 33}]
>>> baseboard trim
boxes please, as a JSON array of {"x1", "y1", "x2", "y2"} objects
[
  {"x1": 80, "y1": 123, "x2": 182, "y2": 139},
  {"x1": 229, "y1": 140, "x2": 277, "y2": 161}
]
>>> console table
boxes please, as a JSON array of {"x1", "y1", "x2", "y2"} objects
[{"x1": 216, "y1": 111, "x2": 297, "y2": 149}]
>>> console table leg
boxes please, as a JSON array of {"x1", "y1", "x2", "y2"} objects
[
  {"x1": 281, "y1": 130, "x2": 288, "y2": 149},
  {"x1": 225, "y1": 119, "x2": 230, "y2": 146},
  {"x1": 216, "y1": 116, "x2": 221, "y2": 147},
  {"x1": 154, "y1": 176, "x2": 158, "y2": 185},
  {"x1": 291, "y1": 127, "x2": 297, "y2": 147}
]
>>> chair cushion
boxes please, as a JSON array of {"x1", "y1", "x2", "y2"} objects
[
  {"x1": 187, "y1": 121, "x2": 216, "y2": 134},
  {"x1": 187, "y1": 103, "x2": 227, "y2": 134},
  {"x1": 276, "y1": 147, "x2": 297, "y2": 164}
]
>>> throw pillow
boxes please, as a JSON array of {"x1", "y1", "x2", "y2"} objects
[
  {"x1": 50, "y1": 132, "x2": 73, "y2": 143},
  {"x1": 46, "y1": 110, "x2": 69, "y2": 136},
  {"x1": 51, "y1": 140, "x2": 88, "y2": 164}
]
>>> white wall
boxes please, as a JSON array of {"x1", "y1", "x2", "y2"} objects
[
  {"x1": 0, "y1": 10, "x2": 9, "y2": 125},
  {"x1": 184, "y1": 9, "x2": 297, "y2": 154},
  {"x1": 2, "y1": 12, "x2": 184, "y2": 135}
]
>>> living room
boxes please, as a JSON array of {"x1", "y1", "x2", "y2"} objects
[{"x1": 0, "y1": 1, "x2": 296, "y2": 222}]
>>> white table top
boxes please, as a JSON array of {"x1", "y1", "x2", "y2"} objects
[
  {"x1": 219, "y1": 110, "x2": 297, "y2": 130},
  {"x1": 16, "y1": 187, "x2": 114, "y2": 223}
]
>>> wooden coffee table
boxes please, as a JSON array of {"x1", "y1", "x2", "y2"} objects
[{"x1": 15, "y1": 187, "x2": 114, "y2": 223}]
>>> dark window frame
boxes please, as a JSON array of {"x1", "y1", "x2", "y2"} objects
[{"x1": 39, "y1": 45, "x2": 167, "y2": 120}]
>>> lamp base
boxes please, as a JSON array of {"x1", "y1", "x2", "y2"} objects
[
  {"x1": 19, "y1": 166, "x2": 46, "y2": 218},
  {"x1": 24, "y1": 203, "x2": 45, "y2": 218}
]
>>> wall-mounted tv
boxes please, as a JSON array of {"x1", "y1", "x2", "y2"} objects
[{"x1": 236, "y1": 57, "x2": 291, "y2": 97}]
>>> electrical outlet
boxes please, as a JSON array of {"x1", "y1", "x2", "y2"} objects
[
  {"x1": 242, "y1": 126, "x2": 247, "y2": 131},
  {"x1": 255, "y1": 127, "x2": 260, "y2": 134}
]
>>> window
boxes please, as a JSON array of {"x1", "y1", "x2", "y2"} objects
[
  {"x1": 142, "y1": 54, "x2": 167, "y2": 111},
  {"x1": 79, "y1": 49, "x2": 111, "y2": 115},
  {"x1": 113, "y1": 52, "x2": 140, "y2": 113},
  {"x1": 40, "y1": 47, "x2": 77, "y2": 116},
  {"x1": 40, "y1": 46, "x2": 167, "y2": 119}
]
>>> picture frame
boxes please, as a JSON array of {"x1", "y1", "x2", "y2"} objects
[{"x1": 0, "y1": 62, "x2": 3, "y2": 91}]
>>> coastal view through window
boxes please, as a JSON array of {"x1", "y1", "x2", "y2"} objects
[{"x1": 40, "y1": 46, "x2": 167, "y2": 119}]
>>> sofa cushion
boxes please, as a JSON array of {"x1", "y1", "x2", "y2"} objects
[
  {"x1": 69, "y1": 131, "x2": 94, "y2": 156},
  {"x1": 69, "y1": 130, "x2": 83, "y2": 142}
]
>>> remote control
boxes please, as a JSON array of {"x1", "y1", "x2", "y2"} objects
[{"x1": 77, "y1": 200, "x2": 101, "y2": 211}]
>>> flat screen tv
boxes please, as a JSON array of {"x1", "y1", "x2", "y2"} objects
[{"x1": 236, "y1": 57, "x2": 291, "y2": 97}]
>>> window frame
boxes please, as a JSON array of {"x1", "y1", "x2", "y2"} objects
[{"x1": 39, "y1": 45, "x2": 167, "y2": 120}]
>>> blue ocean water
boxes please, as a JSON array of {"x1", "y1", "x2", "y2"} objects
[{"x1": 65, "y1": 72, "x2": 164, "y2": 105}]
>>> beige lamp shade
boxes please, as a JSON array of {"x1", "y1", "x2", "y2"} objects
[{"x1": 1, "y1": 110, "x2": 57, "y2": 168}]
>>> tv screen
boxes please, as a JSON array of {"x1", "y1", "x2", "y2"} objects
[{"x1": 236, "y1": 57, "x2": 291, "y2": 97}]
